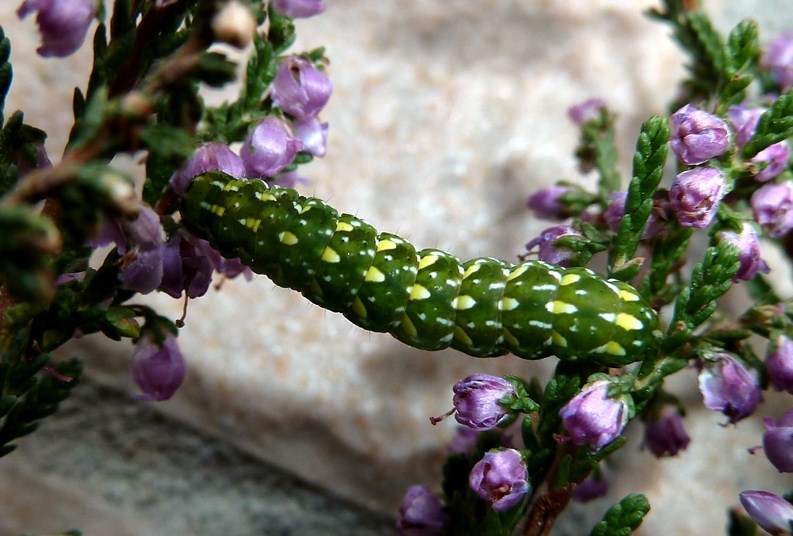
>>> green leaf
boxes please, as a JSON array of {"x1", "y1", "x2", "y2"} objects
[
  {"x1": 589, "y1": 493, "x2": 651, "y2": 536},
  {"x1": 727, "y1": 19, "x2": 760, "y2": 73},
  {"x1": 102, "y1": 306, "x2": 141, "y2": 340},
  {"x1": 742, "y1": 89, "x2": 793, "y2": 158}
]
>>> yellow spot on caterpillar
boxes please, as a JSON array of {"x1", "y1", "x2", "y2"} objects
[
  {"x1": 507, "y1": 264, "x2": 528, "y2": 281},
  {"x1": 223, "y1": 182, "x2": 239, "y2": 191},
  {"x1": 462, "y1": 263, "x2": 481, "y2": 279},
  {"x1": 399, "y1": 314, "x2": 418, "y2": 337},
  {"x1": 616, "y1": 313, "x2": 643, "y2": 331},
  {"x1": 351, "y1": 296, "x2": 367, "y2": 319},
  {"x1": 604, "y1": 341, "x2": 626, "y2": 356},
  {"x1": 210, "y1": 205, "x2": 225, "y2": 216},
  {"x1": 502, "y1": 328, "x2": 519, "y2": 347},
  {"x1": 377, "y1": 239, "x2": 397, "y2": 252},
  {"x1": 410, "y1": 284, "x2": 431, "y2": 300},
  {"x1": 336, "y1": 221, "x2": 354, "y2": 232},
  {"x1": 279, "y1": 231, "x2": 298, "y2": 245},
  {"x1": 560, "y1": 274, "x2": 581, "y2": 286},
  {"x1": 453, "y1": 326, "x2": 473, "y2": 347},
  {"x1": 244, "y1": 218, "x2": 261, "y2": 231},
  {"x1": 255, "y1": 192, "x2": 277, "y2": 202},
  {"x1": 619, "y1": 290, "x2": 640, "y2": 302},
  {"x1": 499, "y1": 297, "x2": 519, "y2": 311},
  {"x1": 453, "y1": 295, "x2": 477, "y2": 310},
  {"x1": 552, "y1": 331, "x2": 568, "y2": 347},
  {"x1": 321, "y1": 247, "x2": 340, "y2": 263},
  {"x1": 364, "y1": 266, "x2": 385, "y2": 283},
  {"x1": 299, "y1": 204, "x2": 313, "y2": 214},
  {"x1": 547, "y1": 301, "x2": 577, "y2": 314},
  {"x1": 419, "y1": 255, "x2": 438, "y2": 270}
]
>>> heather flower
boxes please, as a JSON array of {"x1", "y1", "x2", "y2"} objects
[
  {"x1": 18, "y1": 0, "x2": 95, "y2": 57},
  {"x1": 170, "y1": 142, "x2": 246, "y2": 196},
  {"x1": 668, "y1": 167, "x2": 726, "y2": 228},
  {"x1": 572, "y1": 473, "x2": 608, "y2": 502},
  {"x1": 527, "y1": 186, "x2": 573, "y2": 220},
  {"x1": 728, "y1": 105, "x2": 765, "y2": 147},
  {"x1": 272, "y1": 0, "x2": 325, "y2": 18},
  {"x1": 293, "y1": 117, "x2": 329, "y2": 157},
  {"x1": 698, "y1": 354, "x2": 761, "y2": 424},
  {"x1": 395, "y1": 485, "x2": 447, "y2": 536},
  {"x1": 604, "y1": 191, "x2": 660, "y2": 239},
  {"x1": 751, "y1": 182, "x2": 793, "y2": 238},
  {"x1": 241, "y1": 117, "x2": 304, "y2": 178},
  {"x1": 524, "y1": 225, "x2": 583, "y2": 267},
  {"x1": 120, "y1": 247, "x2": 166, "y2": 294},
  {"x1": 271, "y1": 56, "x2": 333, "y2": 119},
  {"x1": 739, "y1": 490, "x2": 793, "y2": 535},
  {"x1": 670, "y1": 104, "x2": 732, "y2": 165},
  {"x1": 762, "y1": 410, "x2": 793, "y2": 473},
  {"x1": 131, "y1": 334, "x2": 186, "y2": 401},
  {"x1": 762, "y1": 32, "x2": 793, "y2": 91},
  {"x1": 716, "y1": 222, "x2": 768, "y2": 282},
  {"x1": 766, "y1": 333, "x2": 793, "y2": 394},
  {"x1": 452, "y1": 374, "x2": 516, "y2": 430},
  {"x1": 469, "y1": 449, "x2": 529, "y2": 511},
  {"x1": 559, "y1": 380, "x2": 630, "y2": 450},
  {"x1": 641, "y1": 407, "x2": 690, "y2": 458},
  {"x1": 568, "y1": 97, "x2": 606, "y2": 125},
  {"x1": 159, "y1": 234, "x2": 214, "y2": 299},
  {"x1": 751, "y1": 141, "x2": 790, "y2": 182}
]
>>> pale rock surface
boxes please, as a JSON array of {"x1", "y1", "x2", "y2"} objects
[{"x1": 2, "y1": 1, "x2": 793, "y2": 534}]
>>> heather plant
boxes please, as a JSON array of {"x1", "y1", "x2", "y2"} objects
[{"x1": 2, "y1": 1, "x2": 793, "y2": 535}]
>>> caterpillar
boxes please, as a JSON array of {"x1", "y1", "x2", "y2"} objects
[{"x1": 179, "y1": 172, "x2": 661, "y2": 367}]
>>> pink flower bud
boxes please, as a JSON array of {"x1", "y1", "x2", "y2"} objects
[
  {"x1": 751, "y1": 182, "x2": 793, "y2": 238},
  {"x1": 568, "y1": 98, "x2": 607, "y2": 125},
  {"x1": 559, "y1": 380, "x2": 630, "y2": 450},
  {"x1": 18, "y1": 0, "x2": 95, "y2": 58},
  {"x1": 241, "y1": 118, "x2": 303, "y2": 178},
  {"x1": 740, "y1": 490, "x2": 793, "y2": 535},
  {"x1": 728, "y1": 105, "x2": 765, "y2": 147},
  {"x1": 668, "y1": 167, "x2": 726, "y2": 228},
  {"x1": 698, "y1": 354, "x2": 761, "y2": 424},
  {"x1": 396, "y1": 485, "x2": 446, "y2": 536},
  {"x1": 272, "y1": 0, "x2": 325, "y2": 18},
  {"x1": 469, "y1": 449, "x2": 529, "y2": 511},
  {"x1": 766, "y1": 333, "x2": 793, "y2": 394},
  {"x1": 762, "y1": 410, "x2": 793, "y2": 473},
  {"x1": 716, "y1": 223, "x2": 769, "y2": 282},
  {"x1": 751, "y1": 141, "x2": 790, "y2": 182},
  {"x1": 523, "y1": 225, "x2": 583, "y2": 267},
  {"x1": 271, "y1": 56, "x2": 332, "y2": 120},
  {"x1": 527, "y1": 186, "x2": 573, "y2": 221},
  {"x1": 452, "y1": 374, "x2": 516, "y2": 430},
  {"x1": 170, "y1": 142, "x2": 246, "y2": 195},
  {"x1": 131, "y1": 335, "x2": 186, "y2": 401},
  {"x1": 670, "y1": 104, "x2": 732, "y2": 165},
  {"x1": 641, "y1": 407, "x2": 690, "y2": 458},
  {"x1": 762, "y1": 32, "x2": 793, "y2": 91}
]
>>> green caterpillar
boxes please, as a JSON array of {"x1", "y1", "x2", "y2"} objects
[{"x1": 179, "y1": 172, "x2": 661, "y2": 367}]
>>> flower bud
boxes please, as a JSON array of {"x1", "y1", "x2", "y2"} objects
[
  {"x1": 572, "y1": 473, "x2": 608, "y2": 502},
  {"x1": 18, "y1": 0, "x2": 95, "y2": 57},
  {"x1": 762, "y1": 32, "x2": 793, "y2": 91},
  {"x1": 159, "y1": 234, "x2": 214, "y2": 299},
  {"x1": 271, "y1": 56, "x2": 333, "y2": 120},
  {"x1": 739, "y1": 490, "x2": 793, "y2": 535},
  {"x1": 762, "y1": 410, "x2": 793, "y2": 473},
  {"x1": 452, "y1": 374, "x2": 516, "y2": 430},
  {"x1": 728, "y1": 105, "x2": 765, "y2": 147},
  {"x1": 716, "y1": 222, "x2": 768, "y2": 282},
  {"x1": 241, "y1": 117, "x2": 304, "y2": 178},
  {"x1": 527, "y1": 186, "x2": 573, "y2": 220},
  {"x1": 751, "y1": 141, "x2": 790, "y2": 182},
  {"x1": 559, "y1": 380, "x2": 630, "y2": 450},
  {"x1": 121, "y1": 206, "x2": 165, "y2": 248},
  {"x1": 170, "y1": 142, "x2": 246, "y2": 195},
  {"x1": 766, "y1": 333, "x2": 793, "y2": 394},
  {"x1": 523, "y1": 225, "x2": 583, "y2": 267},
  {"x1": 395, "y1": 485, "x2": 446, "y2": 536},
  {"x1": 668, "y1": 167, "x2": 726, "y2": 228},
  {"x1": 698, "y1": 354, "x2": 761, "y2": 424},
  {"x1": 469, "y1": 449, "x2": 529, "y2": 512},
  {"x1": 670, "y1": 104, "x2": 732, "y2": 165},
  {"x1": 604, "y1": 191, "x2": 660, "y2": 239},
  {"x1": 293, "y1": 117, "x2": 329, "y2": 157},
  {"x1": 131, "y1": 334, "x2": 186, "y2": 401},
  {"x1": 568, "y1": 97, "x2": 607, "y2": 125},
  {"x1": 272, "y1": 0, "x2": 326, "y2": 18},
  {"x1": 641, "y1": 407, "x2": 690, "y2": 458},
  {"x1": 751, "y1": 182, "x2": 793, "y2": 238}
]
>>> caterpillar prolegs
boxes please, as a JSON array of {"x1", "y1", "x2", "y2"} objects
[{"x1": 180, "y1": 172, "x2": 661, "y2": 367}]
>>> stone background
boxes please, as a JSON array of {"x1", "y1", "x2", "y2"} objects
[{"x1": 2, "y1": 1, "x2": 793, "y2": 534}]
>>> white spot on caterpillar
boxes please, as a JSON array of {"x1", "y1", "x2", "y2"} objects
[
  {"x1": 499, "y1": 297, "x2": 519, "y2": 311},
  {"x1": 547, "y1": 271, "x2": 562, "y2": 281},
  {"x1": 321, "y1": 247, "x2": 340, "y2": 263},
  {"x1": 616, "y1": 313, "x2": 643, "y2": 331},
  {"x1": 599, "y1": 313, "x2": 616, "y2": 322},
  {"x1": 603, "y1": 281, "x2": 621, "y2": 296},
  {"x1": 410, "y1": 284, "x2": 431, "y2": 300},
  {"x1": 278, "y1": 231, "x2": 298, "y2": 245},
  {"x1": 453, "y1": 295, "x2": 477, "y2": 310},
  {"x1": 364, "y1": 266, "x2": 385, "y2": 283},
  {"x1": 529, "y1": 320, "x2": 552, "y2": 329},
  {"x1": 560, "y1": 274, "x2": 581, "y2": 286},
  {"x1": 532, "y1": 284, "x2": 556, "y2": 291}
]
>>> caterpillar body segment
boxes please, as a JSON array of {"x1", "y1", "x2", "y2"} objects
[{"x1": 180, "y1": 173, "x2": 661, "y2": 366}]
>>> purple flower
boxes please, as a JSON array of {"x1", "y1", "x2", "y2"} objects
[
  {"x1": 604, "y1": 191, "x2": 660, "y2": 239},
  {"x1": 559, "y1": 380, "x2": 630, "y2": 450},
  {"x1": 18, "y1": 0, "x2": 95, "y2": 57},
  {"x1": 716, "y1": 223, "x2": 768, "y2": 282},
  {"x1": 668, "y1": 167, "x2": 726, "y2": 228},
  {"x1": 641, "y1": 407, "x2": 690, "y2": 458},
  {"x1": 452, "y1": 374, "x2": 516, "y2": 430},
  {"x1": 271, "y1": 56, "x2": 332, "y2": 120},
  {"x1": 527, "y1": 186, "x2": 573, "y2": 221},
  {"x1": 159, "y1": 234, "x2": 214, "y2": 299},
  {"x1": 766, "y1": 333, "x2": 793, "y2": 394},
  {"x1": 572, "y1": 473, "x2": 608, "y2": 503},
  {"x1": 120, "y1": 247, "x2": 166, "y2": 294},
  {"x1": 762, "y1": 410, "x2": 793, "y2": 473},
  {"x1": 272, "y1": 0, "x2": 325, "y2": 18},
  {"x1": 293, "y1": 117, "x2": 329, "y2": 157},
  {"x1": 698, "y1": 354, "x2": 761, "y2": 424},
  {"x1": 752, "y1": 182, "x2": 793, "y2": 238},
  {"x1": 131, "y1": 335, "x2": 186, "y2": 401},
  {"x1": 524, "y1": 225, "x2": 582, "y2": 267},
  {"x1": 395, "y1": 485, "x2": 446, "y2": 536},
  {"x1": 568, "y1": 98, "x2": 607, "y2": 125},
  {"x1": 469, "y1": 449, "x2": 529, "y2": 512},
  {"x1": 170, "y1": 142, "x2": 246, "y2": 196},
  {"x1": 751, "y1": 141, "x2": 790, "y2": 182},
  {"x1": 740, "y1": 490, "x2": 793, "y2": 535},
  {"x1": 728, "y1": 105, "x2": 765, "y2": 147},
  {"x1": 241, "y1": 117, "x2": 303, "y2": 178},
  {"x1": 121, "y1": 206, "x2": 165, "y2": 248},
  {"x1": 762, "y1": 33, "x2": 793, "y2": 91},
  {"x1": 670, "y1": 104, "x2": 732, "y2": 165}
]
